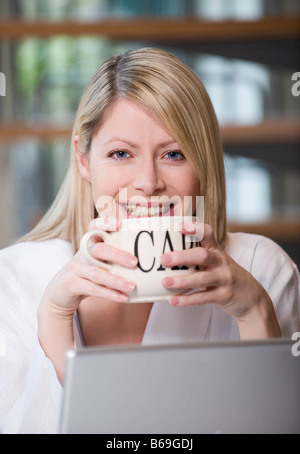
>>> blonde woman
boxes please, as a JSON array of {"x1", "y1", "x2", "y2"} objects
[{"x1": 0, "y1": 48, "x2": 299, "y2": 433}]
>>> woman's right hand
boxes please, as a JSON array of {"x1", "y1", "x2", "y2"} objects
[
  {"x1": 37, "y1": 217, "x2": 137, "y2": 383},
  {"x1": 40, "y1": 217, "x2": 137, "y2": 318}
]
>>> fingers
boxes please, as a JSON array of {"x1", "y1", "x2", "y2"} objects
[
  {"x1": 86, "y1": 217, "x2": 137, "y2": 267},
  {"x1": 89, "y1": 242, "x2": 138, "y2": 268},
  {"x1": 160, "y1": 245, "x2": 216, "y2": 269},
  {"x1": 161, "y1": 266, "x2": 232, "y2": 307},
  {"x1": 162, "y1": 269, "x2": 222, "y2": 291},
  {"x1": 81, "y1": 265, "x2": 136, "y2": 295},
  {"x1": 76, "y1": 218, "x2": 138, "y2": 303},
  {"x1": 77, "y1": 243, "x2": 137, "y2": 302},
  {"x1": 69, "y1": 253, "x2": 136, "y2": 303},
  {"x1": 73, "y1": 277, "x2": 131, "y2": 303},
  {"x1": 160, "y1": 223, "x2": 220, "y2": 269},
  {"x1": 159, "y1": 222, "x2": 233, "y2": 308},
  {"x1": 168, "y1": 288, "x2": 226, "y2": 307},
  {"x1": 84, "y1": 217, "x2": 137, "y2": 268},
  {"x1": 180, "y1": 223, "x2": 217, "y2": 250}
]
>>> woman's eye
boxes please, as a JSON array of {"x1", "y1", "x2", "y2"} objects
[
  {"x1": 108, "y1": 150, "x2": 130, "y2": 160},
  {"x1": 165, "y1": 150, "x2": 184, "y2": 161}
]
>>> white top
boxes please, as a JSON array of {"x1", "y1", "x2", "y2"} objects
[{"x1": 0, "y1": 233, "x2": 299, "y2": 433}]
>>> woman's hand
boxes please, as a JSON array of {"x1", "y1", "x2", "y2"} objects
[
  {"x1": 38, "y1": 217, "x2": 137, "y2": 383},
  {"x1": 40, "y1": 217, "x2": 137, "y2": 317},
  {"x1": 161, "y1": 223, "x2": 281, "y2": 339}
]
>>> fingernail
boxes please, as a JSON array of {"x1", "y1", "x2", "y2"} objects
[
  {"x1": 160, "y1": 253, "x2": 172, "y2": 265},
  {"x1": 117, "y1": 293, "x2": 129, "y2": 302},
  {"x1": 184, "y1": 222, "x2": 196, "y2": 232},
  {"x1": 125, "y1": 256, "x2": 138, "y2": 267},
  {"x1": 163, "y1": 277, "x2": 174, "y2": 288},
  {"x1": 177, "y1": 221, "x2": 196, "y2": 233},
  {"x1": 123, "y1": 281, "x2": 136, "y2": 292},
  {"x1": 170, "y1": 297, "x2": 180, "y2": 306}
]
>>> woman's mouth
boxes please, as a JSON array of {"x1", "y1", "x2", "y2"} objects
[{"x1": 119, "y1": 202, "x2": 175, "y2": 218}]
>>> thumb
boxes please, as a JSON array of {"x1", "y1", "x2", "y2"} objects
[{"x1": 200, "y1": 224, "x2": 218, "y2": 250}]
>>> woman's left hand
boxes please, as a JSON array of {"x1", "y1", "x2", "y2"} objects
[{"x1": 160, "y1": 223, "x2": 282, "y2": 339}]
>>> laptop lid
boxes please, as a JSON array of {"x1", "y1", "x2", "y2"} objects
[{"x1": 59, "y1": 339, "x2": 300, "y2": 434}]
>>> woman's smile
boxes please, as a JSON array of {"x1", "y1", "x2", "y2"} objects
[{"x1": 118, "y1": 201, "x2": 175, "y2": 218}]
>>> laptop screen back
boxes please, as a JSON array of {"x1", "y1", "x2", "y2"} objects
[{"x1": 60, "y1": 339, "x2": 300, "y2": 434}]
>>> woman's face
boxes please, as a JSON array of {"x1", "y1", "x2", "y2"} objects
[{"x1": 76, "y1": 98, "x2": 200, "y2": 219}]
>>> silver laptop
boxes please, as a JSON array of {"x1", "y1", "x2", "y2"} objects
[{"x1": 59, "y1": 339, "x2": 300, "y2": 434}]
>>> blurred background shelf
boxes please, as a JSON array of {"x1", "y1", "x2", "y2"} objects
[
  {"x1": 228, "y1": 219, "x2": 300, "y2": 242},
  {"x1": 1, "y1": 119, "x2": 299, "y2": 143},
  {"x1": 0, "y1": 119, "x2": 299, "y2": 140},
  {"x1": 0, "y1": 16, "x2": 299, "y2": 40},
  {"x1": 0, "y1": 123, "x2": 72, "y2": 140},
  {"x1": 228, "y1": 219, "x2": 300, "y2": 264},
  {"x1": 0, "y1": 0, "x2": 299, "y2": 266},
  {"x1": 0, "y1": 16, "x2": 299, "y2": 68}
]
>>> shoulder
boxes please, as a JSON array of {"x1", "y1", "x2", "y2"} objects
[
  {"x1": 225, "y1": 231, "x2": 297, "y2": 276},
  {"x1": 0, "y1": 238, "x2": 73, "y2": 265},
  {"x1": 226, "y1": 231, "x2": 282, "y2": 253},
  {"x1": 0, "y1": 239, "x2": 74, "y2": 346},
  {"x1": 0, "y1": 238, "x2": 74, "y2": 296}
]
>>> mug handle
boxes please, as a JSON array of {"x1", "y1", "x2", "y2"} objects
[{"x1": 80, "y1": 229, "x2": 111, "y2": 269}]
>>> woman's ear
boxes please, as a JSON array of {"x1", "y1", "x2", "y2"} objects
[{"x1": 73, "y1": 135, "x2": 91, "y2": 183}]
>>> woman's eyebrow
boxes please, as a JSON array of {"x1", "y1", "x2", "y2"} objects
[
  {"x1": 102, "y1": 137, "x2": 179, "y2": 149},
  {"x1": 158, "y1": 140, "x2": 180, "y2": 149},
  {"x1": 102, "y1": 137, "x2": 139, "y2": 148}
]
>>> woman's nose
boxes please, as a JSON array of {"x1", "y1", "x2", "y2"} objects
[{"x1": 132, "y1": 160, "x2": 165, "y2": 195}]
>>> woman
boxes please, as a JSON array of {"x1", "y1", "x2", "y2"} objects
[{"x1": 0, "y1": 48, "x2": 299, "y2": 433}]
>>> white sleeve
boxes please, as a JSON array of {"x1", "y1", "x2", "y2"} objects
[
  {"x1": 251, "y1": 236, "x2": 300, "y2": 337},
  {"x1": 0, "y1": 338, "x2": 63, "y2": 434},
  {"x1": 0, "y1": 245, "x2": 63, "y2": 434}
]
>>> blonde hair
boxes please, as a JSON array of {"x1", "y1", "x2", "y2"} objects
[{"x1": 20, "y1": 47, "x2": 226, "y2": 252}]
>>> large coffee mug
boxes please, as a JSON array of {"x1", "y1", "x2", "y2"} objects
[{"x1": 80, "y1": 216, "x2": 201, "y2": 303}]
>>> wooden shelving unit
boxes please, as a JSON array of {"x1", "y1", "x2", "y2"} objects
[
  {"x1": 0, "y1": 123, "x2": 72, "y2": 140},
  {"x1": 228, "y1": 220, "x2": 300, "y2": 242},
  {"x1": 0, "y1": 15, "x2": 299, "y2": 68},
  {"x1": 1, "y1": 119, "x2": 299, "y2": 144},
  {"x1": 0, "y1": 14, "x2": 299, "y2": 246},
  {"x1": 0, "y1": 16, "x2": 299, "y2": 40}
]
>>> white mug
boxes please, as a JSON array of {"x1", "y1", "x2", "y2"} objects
[{"x1": 80, "y1": 216, "x2": 201, "y2": 303}]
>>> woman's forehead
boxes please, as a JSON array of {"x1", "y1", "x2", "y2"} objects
[{"x1": 94, "y1": 99, "x2": 178, "y2": 146}]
